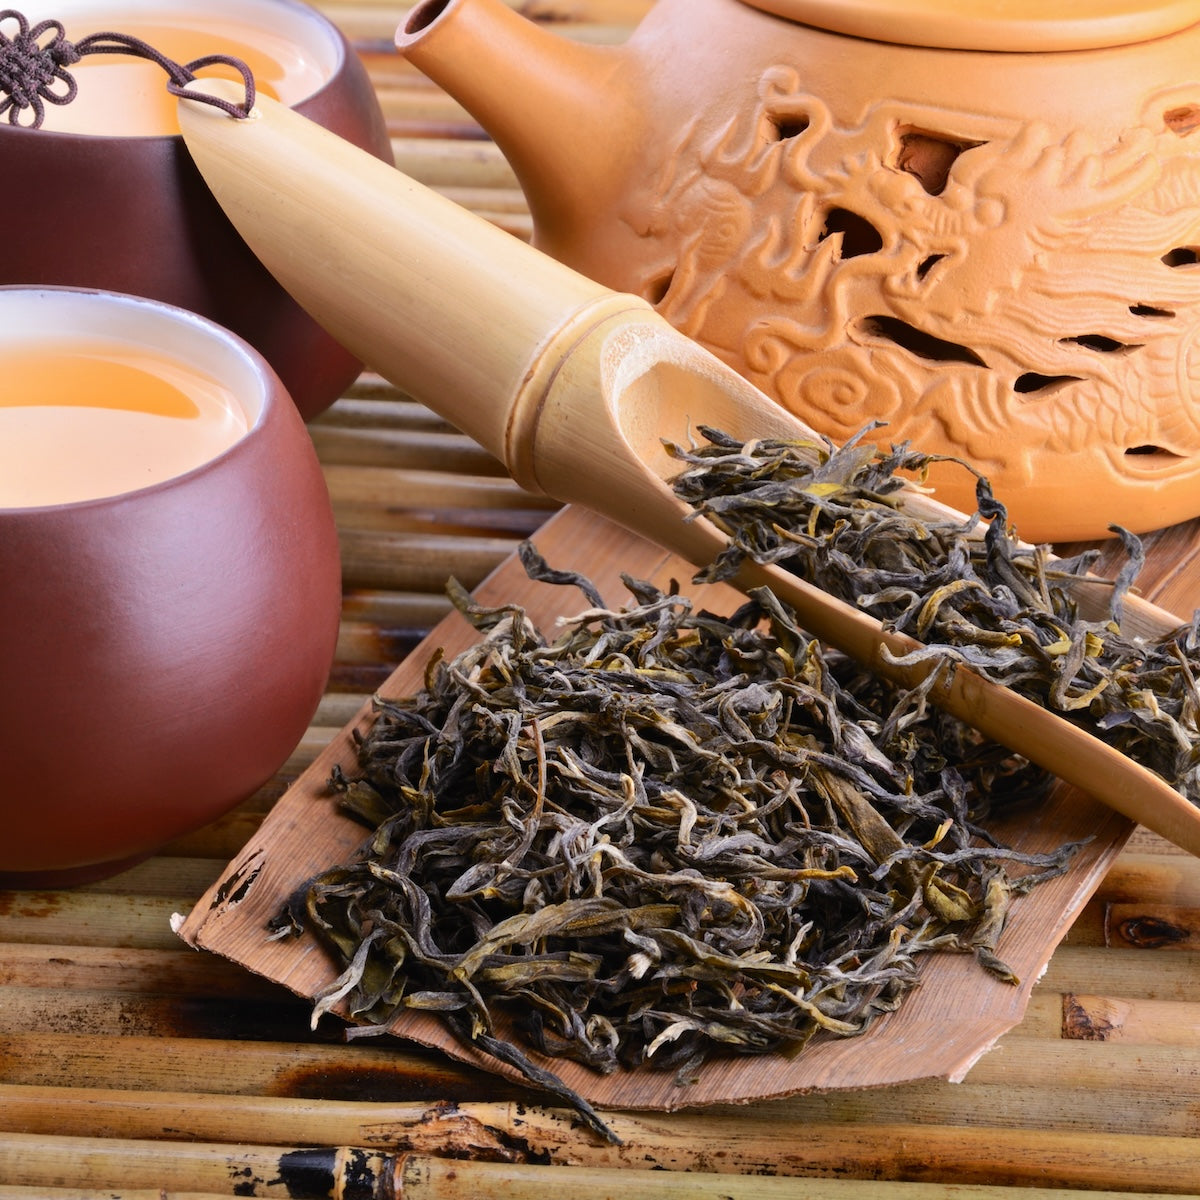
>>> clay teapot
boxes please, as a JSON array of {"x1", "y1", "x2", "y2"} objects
[{"x1": 396, "y1": 0, "x2": 1200, "y2": 542}]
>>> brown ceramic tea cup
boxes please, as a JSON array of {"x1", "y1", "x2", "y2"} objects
[
  {"x1": 0, "y1": 286, "x2": 342, "y2": 888},
  {"x1": 0, "y1": 0, "x2": 391, "y2": 421}
]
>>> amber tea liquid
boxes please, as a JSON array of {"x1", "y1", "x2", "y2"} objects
[
  {"x1": 0, "y1": 339, "x2": 250, "y2": 507},
  {"x1": 36, "y1": 17, "x2": 327, "y2": 136}
]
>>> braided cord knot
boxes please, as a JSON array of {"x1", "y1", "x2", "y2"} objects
[{"x1": 0, "y1": 11, "x2": 81, "y2": 126}]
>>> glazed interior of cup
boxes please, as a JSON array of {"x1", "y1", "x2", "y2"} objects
[
  {"x1": 15, "y1": 0, "x2": 344, "y2": 135},
  {"x1": 0, "y1": 287, "x2": 269, "y2": 508}
]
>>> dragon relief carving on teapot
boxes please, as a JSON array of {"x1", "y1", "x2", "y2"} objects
[
  {"x1": 625, "y1": 69, "x2": 1200, "y2": 520},
  {"x1": 398, "y1": 0, "x2": 1200, "y2": 541}
]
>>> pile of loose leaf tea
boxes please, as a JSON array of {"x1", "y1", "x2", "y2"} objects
[
  {"x1": 275, "y1": 544, "x2": 1077, "y2": 1136},
  {"x1": 669, "y1": 427, "x2": 1200, "y2": 804}
]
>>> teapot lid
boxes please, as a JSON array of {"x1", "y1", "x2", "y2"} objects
[{"x1": 738, "y1": 0, "x2": 1200, "y2": 51}]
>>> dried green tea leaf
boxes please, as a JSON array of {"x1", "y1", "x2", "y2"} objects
[
  {"x1": 276, "y1": 542, "x2": 1077, "y2": 1136},
  {"x1": 669, "y1": 427, "x2": 1200, "y2": 802}
]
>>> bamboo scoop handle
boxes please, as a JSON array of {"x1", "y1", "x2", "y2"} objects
[{"x1": 178, "y1": 81, "x2": 651, "y2": 481}]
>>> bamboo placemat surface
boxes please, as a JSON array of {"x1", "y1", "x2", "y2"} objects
[{"x1": 4, "y1": 4, "x2": 1200, "y2": 1196}]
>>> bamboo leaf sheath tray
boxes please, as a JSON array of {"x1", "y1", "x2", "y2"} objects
[{"x1": 179, "y1": 500, "x2": 1139, "y2": 1111}]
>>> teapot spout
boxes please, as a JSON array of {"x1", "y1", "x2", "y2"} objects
[{"x1": 396, "y1": 0, "x2": 634, "y2": 258}]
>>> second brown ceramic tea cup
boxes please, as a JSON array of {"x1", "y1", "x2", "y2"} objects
[{"x1": 0, "y1": 286, "x2": 342, "y2": 888}]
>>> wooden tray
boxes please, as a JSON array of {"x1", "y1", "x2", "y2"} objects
[{"x1": 178, "y1": 502, "x2": 1138, "y2": 1111}]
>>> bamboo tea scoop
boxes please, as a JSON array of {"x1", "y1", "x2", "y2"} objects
[{"x1": 178, "y1": 83, "x2": 1200, "y2": 857}]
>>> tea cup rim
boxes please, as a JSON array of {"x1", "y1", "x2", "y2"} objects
[{"x1": 0, "y1": 283, "x2": 286, "y2": 515}]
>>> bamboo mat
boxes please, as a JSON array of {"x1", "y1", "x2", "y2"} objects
[{"x1": 4, "y1": 4, "x2": 1200, "y2": 1196}]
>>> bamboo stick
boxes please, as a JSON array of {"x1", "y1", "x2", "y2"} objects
[
  {"x1": 961, "y1": 1034, "x2": 1200, "y2": 1094},
  {"x1": 391, "y1": 137, "x2": 518, "y2": 189},
  {"x1": 157, "y1": 810, "x2": 266, "y2": 859},
  {"x1": 314, "y1": 691, "x2": 373, "y2": 728},
  {"x1": 339, "y1": 589, "x2": 455, "y2": 628},
  {"x1": 0, "y1": 892, "x2": 190, "y2": 952},
  {"x1": 337, "y1": 619, "x2": 428, "y2": 666},
  {"x1": 337, "y1": 528, "x2": 521, "y2": 591},
  {"x1": 0, "y1": 1131, "x2": 392, "y2": 1199},
  {"x1": 0, "y1": 985, "x2": 312, "y2": 1043},
  {"x1": 0, "y1": 1190, "x2": 232, "y2": 1200},
  {"x1": 339, "y1": 371, "x2": 421, "y2": 401},
  {"x1": 394, "y1": 1156, "x2": 1189, "y2": 1200},
  {"x1": 1036, "y1": 943, "x2": 1200, "y2": 1001},
  {"x1": 1125, "y1": 826, "x2": 1191, "y2": 856},
  {"x1": 1104, "y1": 902, "x2": 1199, "y2": 950},
  {"x1": 327, "y1": 661, "x2": 401, "y2": 693},
  {"x1": 1061, "y1": 901, "x2": 1109, "y2": 948},
  {"x1": 1015, "y1": 989, "x2": 1200, "y2": 1045},
  {"x1": 771, "y1": 1078, "x2": 1196, "y2": 1139},
  {"x1": 314, "y1": 396, "x2": 458, "y2": 430},
  {"x1": 1092, "y1": 853, "x2": 1200, "y2": 905},
  {"x1": 385, "y1": 115, "x2": 486, "y2": 141},
  {"x1": 1058, "y1": 992, "x2": 1200, "y2": 1044},
  {"x1": 73, "y1": 857, "x2": 231, "y2": 898},
  {"x1": 0, "y1": 943, "x2": 274, "y2": 998},
  {"x1": 1059, "y1": 853, "x2": 1200, "y2": 946},
  {"x1": 0, "y1": 1156, "x2": 1186, "y2": 1200},
  {"x1": 320, "y1": 6, "x2": 411, "y2": 42},
  {"x1": 321, "y1": 465, "x2": 545, "y2": 510},
  {"x1": 354, "y1": 43, "x2": 418, "y2": 91},
  {"x1": 330, "y1": 503, "x2": 550, "y2": 537},
  {"x1": 0, "y1": 1038, "x2": 510, "y2": 1103},
  {"x1": 374, "y1": 84, "x2": 479, "y2": 132},
  {"x1": 431, "y1": 184, "x2": 529, "y2": 215},
  {"x1": 3, "y1": 1108, "x2": 1200, "y2": 1193},
  {"x1": 273, "y1": 727, "x2": 341, "y2": 778},
  {"x1": 311, "y1": 426, "x2": 503, "y2": 474}
]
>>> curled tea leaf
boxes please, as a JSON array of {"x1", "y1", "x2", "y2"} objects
[
  {"x1": 670, "y1": 428, "x2": 1200, "y2": 803},
  {"x1": 277, "y1": 544, "x2": 1076, "y2": 1134}
]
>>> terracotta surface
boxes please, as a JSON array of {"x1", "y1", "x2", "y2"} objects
[
  {"x1": 396, "y1": 0, "x2": 1200, "y2": 541},
  {"x1": 0, "y1": 288, "x2": 342, "y2": 888},
  {"x1": 741, "y1": 0, "x2": 1200, "y2": 51},
  {"x1": 0, "y1": 0, "x2": 391, "y2": 421}
]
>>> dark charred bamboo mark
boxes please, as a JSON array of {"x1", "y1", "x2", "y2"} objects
[
  {"x1": 1061, "y1": 993, "x2": 1116, "y2": 1041},
  {"x1": 1115, "y1": 914, "x2": 1191, "y2": 948}
]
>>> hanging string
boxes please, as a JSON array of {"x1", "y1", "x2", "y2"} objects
[{"x1": 0, "y1": 9, "x2": 255, "y2": 129}]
